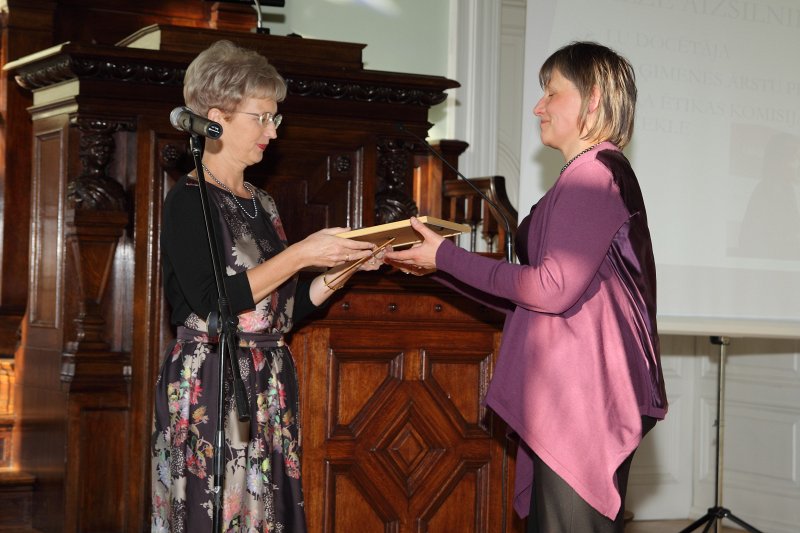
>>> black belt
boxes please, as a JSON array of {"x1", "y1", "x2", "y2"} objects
[{"x1": 176, "y1": 326, "x2": 285, "y2": 348}]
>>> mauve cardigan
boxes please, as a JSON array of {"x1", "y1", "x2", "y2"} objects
[{"x1": 433, "y1": 142, "x2": 667, "y2": 520}]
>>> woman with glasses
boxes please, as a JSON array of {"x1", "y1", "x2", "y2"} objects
[
  {"x1": 151, "y1": 40, "x2": 381, "y2": 533},
  {"x1": 385, "y1": 41, "x2": 667, "y2": 532}
]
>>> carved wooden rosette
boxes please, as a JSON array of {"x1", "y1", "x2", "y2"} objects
[
  {"x1": 160, "y1": 141, "x2": 193, "y2": 180},
  {"x1": 61, "y1": 117, "x2": 132, "y2": 390}
]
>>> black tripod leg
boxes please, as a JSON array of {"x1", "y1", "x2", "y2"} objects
[
  {"x1": 700, "y1": 519, "x2": 716, "y2": 533},
  {"x1": 678, "y1": 510, "x2": 715, "y2": 533},
  {"x1": 680, "y1": 507, "x2": 766, "y2": 533},
  {"x1": 723, "y1": 511, "x2": 764, "y2": 533}
]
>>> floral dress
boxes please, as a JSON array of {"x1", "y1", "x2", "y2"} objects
[{"x1": 152, "y1": 176, "x2": 308, "y2": 533}]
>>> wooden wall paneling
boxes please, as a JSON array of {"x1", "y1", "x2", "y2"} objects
[
  {"x1": 0, "y1": 359, "x2": 13, "y2": 466},
  {"x1": 64, "y1": 393, "x2": 130, "y2": 532},
  {"x1": 0, "y1": 1, "x2": 56, "y2": 356},
  {"x1": 10, "y1": 46, "x2": 142, "y2": 527},
  {"x1": 19, "y1": 111, "x2": 71, "y2": 533}
]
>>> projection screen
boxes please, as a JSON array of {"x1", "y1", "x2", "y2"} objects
[{"x1": 519, "y1": 0, "x2": 800, "y2": 338}]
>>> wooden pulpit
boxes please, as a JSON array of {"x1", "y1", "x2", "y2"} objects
[{"x1": 7, "y1": 24, "x2": 521, "y2": 533}]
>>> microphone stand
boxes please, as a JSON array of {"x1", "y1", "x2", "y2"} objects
[
  {"x1": 253, "y1": 0, "x2": 269, "y2": 34},
  {"x1": 397, "y1": 124, "x2": 515, "y2": 263},
  {"x1": 188, "y1": 134, "x2": 251, "y2": 532},
  {"x1": 678, "y1": 337, "x2": 763, "y2": 533}
]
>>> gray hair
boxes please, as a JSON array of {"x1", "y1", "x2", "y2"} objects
[{"x1": 183, "y1": 40, "x2": 287, "y2": 118}]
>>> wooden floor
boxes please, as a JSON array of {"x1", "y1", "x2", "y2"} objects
[{"x1": 626, "y1": 519, "x2": 742, "y2": 532}]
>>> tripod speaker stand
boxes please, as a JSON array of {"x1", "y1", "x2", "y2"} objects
[{"x1": 679, "y1": 336, "x2": 763, "y2": 533}]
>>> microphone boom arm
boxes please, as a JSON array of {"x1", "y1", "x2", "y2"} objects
[{"x1": 397, "y1": 123, "x2": 514, "y2": 263}]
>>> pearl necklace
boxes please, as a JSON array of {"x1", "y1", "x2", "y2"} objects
[
  {"x1": 560, "y1": 143, "x2": 601, "y2": 175},
  {"x1": 202, "y1": 164, "x2": 258, "y2": 219}
]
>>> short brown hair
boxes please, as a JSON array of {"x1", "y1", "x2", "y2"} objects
[
  {"x1": 183, "y1": 40, "x2": 287, "y2": 118},
  {"x1": 539, "y1": 42, "x2": 637, "y2": 148}
]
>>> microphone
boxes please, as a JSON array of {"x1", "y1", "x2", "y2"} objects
[
  {"x1": 170, "y1": 106, "x2": 223, "y2": 139},
  {"x1": 396, "y1": 123, "x2": 514, "y2": 263}
]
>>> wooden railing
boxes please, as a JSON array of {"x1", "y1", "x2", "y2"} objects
[{"x1": 443, "y1": 175, "x2": 518, "y2": 258}]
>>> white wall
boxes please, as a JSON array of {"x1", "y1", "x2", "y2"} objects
[
  {"x1": 258, "y1": 0, "x2": 524, "y2": 204},
  {"x1": 689, "y1": 337, "x2": 800, "y2": 532},
  {"x1": 258, "y1": 0, "x2": 449, "y2": 75},
  {"x1": 496, "y1": 0, "x2": 526, "y2": 207},
  {"x1": 601, "y1": 333, "x2": 800, "y2": 533},
  {"x1": 258, "y1": 0, "x2": 453, "y2": 140},
  {"x1": 626, "y1": 336, "x2": 697, "y2": 520}
]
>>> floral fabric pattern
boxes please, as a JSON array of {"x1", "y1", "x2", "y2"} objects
[{"x1": 152, "y1": 180, "x2": 306, "y2": 532}]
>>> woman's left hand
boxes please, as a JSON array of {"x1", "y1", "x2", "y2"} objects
[
  {"x1": 383, "y1": 217, "x2": 444, "y2": 275},
  {"x1": 357, "y1": 244, "x2": 391, "y2": 271}
]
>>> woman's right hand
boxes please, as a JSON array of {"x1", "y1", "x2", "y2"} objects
[
  {"x1": 247, "y1": 227, "x2": 375, "y2": 304},
  {"x1": 383, "y1": 217, "x2": 443, "y2": 274},
  {"x1": 296, "y1": 227, "x2": 376, "y2": 268}
]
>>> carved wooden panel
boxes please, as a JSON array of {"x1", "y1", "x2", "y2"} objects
[
  {"x1": 30, "y1": 122, "x2": 68, "y2": 329},
  {"x1": 65, "y1": 396, "x2": 130, "y2": 532},
  {"x1": 291, "y1": 276, "x2": 522, "y2": 532},
  {"x1": 254, "y1": 137, "x2": 366, "y2": 243}
]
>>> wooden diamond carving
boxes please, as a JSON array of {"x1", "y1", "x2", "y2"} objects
[{"x1": 373, "y1": 402, "x2": 447, "y2": 497}]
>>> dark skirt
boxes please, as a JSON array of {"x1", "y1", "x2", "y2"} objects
[
  {"x1": 526, "y1": 416, "x2": 657, "y2": 533},
  {"x1": 151, "y1": 327, "x2": 306, "y2": 533}
]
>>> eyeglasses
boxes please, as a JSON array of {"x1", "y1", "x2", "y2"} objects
[{"x1": 235, "y1": 111, "x2": 283, "y2": 129}]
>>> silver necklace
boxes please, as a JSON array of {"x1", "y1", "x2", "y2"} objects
[
  {"x1": 202, "y1": 164, "x2": 258, "y2": 219},
  {"x1": 560, "y1": 143, "x2": 601, "y2": 175}
]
